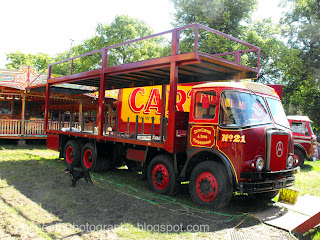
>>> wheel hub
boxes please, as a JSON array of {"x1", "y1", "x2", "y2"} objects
[
  {"x1": 196, "y1": 172, "x2": 218, "y2": 202},
  {"x1": 152, "y1": 163, "x2": 169, "y2": 190},
  {"x1": 84, "y1": 150, "x2": 93, "y2": 168},
  {"x1": 154, "y1": 170, "x2": 164, "y2": 183},
  {"x1": 199, "y1": 178, "x2": 214, "y2": 195},
  {"x1": 66, "y1": 146, "x2": 74, "y2": 163}
]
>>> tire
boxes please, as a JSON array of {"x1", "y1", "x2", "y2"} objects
[
  {"x1": 81, "y1": 142, "x2": 102, "y2": 172},
  {"x1": 64, "y1": 140, "x2": 81, "y2": 167},
  {"x1": 294, "y1": 149, "x2": 304, "y2": 167},
  {"x1": 254, "y1": 190, "x2": 279, "y2": 200},
  {"x1": 189, "y1": 161, "x2": 233, "y2": 210},
  {"x1": 147, "y1": 155, "x2": 179, "y2": 196}
]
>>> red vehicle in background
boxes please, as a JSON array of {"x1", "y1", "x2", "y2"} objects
[{"x1": 287, "y1": 116, "x2": 318, "y2": 166}]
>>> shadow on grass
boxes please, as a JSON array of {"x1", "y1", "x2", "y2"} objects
[
  {"x1": 0, "y1": 157, "x2": 275, "y2": 236},
  {"x1": 300, "y1": 164, "x2": 314, "y2": 172},
  {"x1": 0, "y1": 139, "x2": 46, "y2": 148}
]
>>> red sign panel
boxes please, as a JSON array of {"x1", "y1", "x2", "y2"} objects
[
  {"x1": 190, "y1": 125, "x2": 215, "y2": 148},
  {"x1": 270, "y1": 134, "x2": 288, "y2": 171}
]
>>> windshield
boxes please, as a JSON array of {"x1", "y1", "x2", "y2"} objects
[
  {"x1": 219, "y1": 91, "x2": 271, "y2": 127},
  {"x1": 266, "y1": 97, "x2": 290, "y2": 128}
]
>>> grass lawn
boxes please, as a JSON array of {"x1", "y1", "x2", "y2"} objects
[
  {"x1": 293, "y1": 160, "x2": 320, "y2": 240},
  {"x1": 0, "y1": 143, "x2": 319, "y2": 239}
]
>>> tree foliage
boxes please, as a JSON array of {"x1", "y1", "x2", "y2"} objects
[
  {"x1": 280, "y1": 0, "x2": 320, "y2": 131},
  {"x1": 171, "y1": 0, "x2": 258, "y2": 37},
  {"x1": 5, "y1": 51, "x2": 52, "y2": 71},
  {"x1": 243, "y1": 19, "x2": 303, "y2": 83},
  {"x1": 170, "y1": 0, "x2": 259, "y2": 68},
  {"x1": 52, "y1": 15, "x2": 168, "y2": 75}
]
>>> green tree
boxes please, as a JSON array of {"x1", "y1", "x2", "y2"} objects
[
  {"x1": 171, "y1": 0, "x2": 258, "y2": 36},
  {"x1": 5, "y1": 51, "x2": 52, "y2": 71},
  {"x1": 52, "y1": 15, "x2": 168, "y2": 75},
  {"x1": 170, "y1": 0, "x2": 259, "y2": 67},
  {"x1": 280, "y1": 0, "x2": 320, "y2": 131},
  {"x1": 243, "y1": 19, "x2": 303, "y2": 83}
]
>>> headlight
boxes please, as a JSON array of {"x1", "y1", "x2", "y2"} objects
[
  {"x1": 287, "y1": 155, "x2": 294, "y2": 168},
  {"x1": 256, "y1": 157, "x2": 264, "y2": 171}
]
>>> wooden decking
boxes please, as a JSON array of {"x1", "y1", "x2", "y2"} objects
[{"x1": 0, "y1": 119, "x2": 78, "y2": 139}]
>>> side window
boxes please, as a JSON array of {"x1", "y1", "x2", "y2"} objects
[
  {"x1": 291, "y1": 122, "x2": 306, "y2": 135},
  {"x1": 194, "y1": 91, "x2": 217, "y2": 119}
]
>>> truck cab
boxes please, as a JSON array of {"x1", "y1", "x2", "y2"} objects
[
  {"x1": 287, "y1": 116, "x2": 318, "y2": 166},
  {"x1": 183, "y1": 82, "x2": 298, "y2": 206}
]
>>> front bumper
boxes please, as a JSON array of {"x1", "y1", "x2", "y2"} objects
[{"x1": 238, "y1": 167, "x2": 300, "y2": 194}]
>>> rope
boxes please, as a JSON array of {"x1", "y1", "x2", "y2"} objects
[{"x1": 91, "y1": 174, "x2": 251, "y2": 224}]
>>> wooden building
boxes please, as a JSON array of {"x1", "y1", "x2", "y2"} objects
[{"x1": 0, "y1": 66, "x2": 117, "y2": 143}]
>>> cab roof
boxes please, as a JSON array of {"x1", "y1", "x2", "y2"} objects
[
  {"x1": 192, "y1": 81, "x2": 277, "y2": 97},
  {"x1": 287, "y1": 116, "x2": 313, "y2": 122}
]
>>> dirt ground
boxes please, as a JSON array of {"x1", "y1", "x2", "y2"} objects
[{"x1": 0, "y1": 154, "x2": 296, "y2": 239}]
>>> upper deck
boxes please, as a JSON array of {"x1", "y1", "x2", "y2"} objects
[{"x1": 29, "y1": 24, "x2": 260, "y2": 90}]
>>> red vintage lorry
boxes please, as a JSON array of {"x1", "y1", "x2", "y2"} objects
[
  {"x1": 287, "y1": 116, "x2": 318, "y2": 166},
  {"x1": 32, "y1": 24, "x2": 300, "y2": 209}
]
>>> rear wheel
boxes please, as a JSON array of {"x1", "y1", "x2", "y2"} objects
[
  {"x1": 64, "y1": 140, "x2": 81, "y2": 167},
  {"x1": 294, "y1": 149, "x2": 304, "y2": 167},
  {"x1": 81, "y1": 142, "x2": 102, "y2": 172},
  {"x1": 189, "y1": 161, "x2": 233, "y2": 210},
  {"x1": 147, "y1": 155, "x2": 179, "y2": 196}
]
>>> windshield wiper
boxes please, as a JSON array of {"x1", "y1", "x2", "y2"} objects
[{"x1": 250, "y1": 90, "x2": 268, "y2": 114}]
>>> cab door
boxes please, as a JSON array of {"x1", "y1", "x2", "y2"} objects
[{"x1": 188, "y1": 89, "x2": 219, "y2": 150}]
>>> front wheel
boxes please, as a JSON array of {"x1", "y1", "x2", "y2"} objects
[
  {"x1": 189, "y1": 161, "x2": 233, "y2": 210},
  {"x1": 147, "y1": 155, "x2": 179, "y2": 196}
]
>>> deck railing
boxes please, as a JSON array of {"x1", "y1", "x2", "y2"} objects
[
  {"x1": 49, "y1": 121, "x2": 79, "y2": 131},
  {"x1": 0, "y1": 119, "x2": 79, "y2": 136},
  {"x1": 45, "y1": 23, "x2": 260, "y2": 81},
  {"x1": 0, "y1": 119, "x2": 21, "y2": 135}
]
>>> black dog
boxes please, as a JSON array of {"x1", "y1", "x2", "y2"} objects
[{"x1": 65, "y1": 166, "x2": 93, "y2": 187}]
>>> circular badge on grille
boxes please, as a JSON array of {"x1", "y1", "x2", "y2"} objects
[{"x1": 276, "y1": 141, "x2": 284, "y2": 157}]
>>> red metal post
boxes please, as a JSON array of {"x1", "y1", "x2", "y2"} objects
[
  {"x1": 44, "y1": 66, "x2": 52, "y2": 133},
  {"x1": 44, "y1": 83, "x2": 50, "y2": 133},
  {"x1": 165, "y1": 30, "x2": 179, "y2": 153},
  {"x1": 97, "y1": 48, "x2": 107, "y2": 138},
  {"x1": 194, "y1": 25, "x2": 199, "y2": 53},
  {"x1": 160, "y1": 84, "x2": 167, "y2": 142},
  {"x1": 235, "y1": 51, "x2": 241, "y2": 64}
]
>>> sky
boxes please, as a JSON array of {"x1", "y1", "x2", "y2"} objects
[{"x1": 0, "y1": 0, "x2": 287, "y2": 69}]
